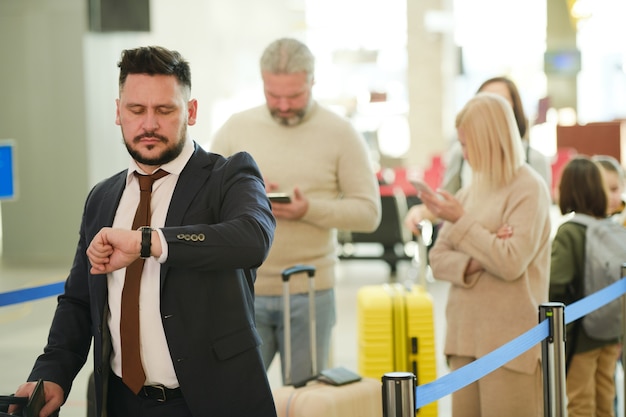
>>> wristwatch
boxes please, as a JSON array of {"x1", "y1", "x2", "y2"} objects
[{"x1": 139, "y1": 226, "x2": 153, "y2": 259}]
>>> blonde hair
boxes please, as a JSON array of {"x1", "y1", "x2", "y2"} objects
[{"x1": 455, "y1": 93, "x2": 525, "y2": 201}]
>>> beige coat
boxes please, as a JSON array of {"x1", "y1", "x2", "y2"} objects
[{"x1": 429, "y1": 165, "x2": 551, "y2": 374}]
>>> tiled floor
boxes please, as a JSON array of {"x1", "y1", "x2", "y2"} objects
[{"x1": 0, "y1": 253, "x2": 451, "y2": 417}]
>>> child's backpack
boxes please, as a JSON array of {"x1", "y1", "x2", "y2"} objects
[{"x1": 569, "y1": 213, "x2": 626, "y2": 340}]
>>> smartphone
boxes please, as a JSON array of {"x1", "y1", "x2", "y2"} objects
[
  {"x1": 411, "y1": 180, "x2": 437, "y2": 197},
  {"x1": 267, "y1": 193, "x2": 291, "y2": 203}
]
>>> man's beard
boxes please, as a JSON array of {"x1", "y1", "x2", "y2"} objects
[
  {"x1": 269, "y1": 98, "x2": 312, "y2": 126},
  {"x1": 124, "y1": 127, "x2": 187, "y2": 166},
  {"x1": 270, "y1": 108, "x2": 306, "y2": 126}
]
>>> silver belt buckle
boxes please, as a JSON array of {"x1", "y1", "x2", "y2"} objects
[{"x1": 155, "y1": 385, "x2": 166, "y2": 402}]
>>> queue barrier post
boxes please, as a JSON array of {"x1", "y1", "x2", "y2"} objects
[
  {"x1": 382, "y1": 372, "x2": 416, "y2": 417},
  {"x1": 540, "y1": 302, "x2": 567, "y2": 417},
  {"x1": 620, "y1": 263, "x2": 626, "y2": 416}
]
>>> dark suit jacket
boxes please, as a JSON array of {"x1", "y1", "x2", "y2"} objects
[{"x1": 28, "y1": 143, "x2": 277, "y2": 417}]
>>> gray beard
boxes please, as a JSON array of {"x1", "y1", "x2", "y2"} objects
[{"x1": 270, "y1": 99, "x2": 313, "y2": 126}]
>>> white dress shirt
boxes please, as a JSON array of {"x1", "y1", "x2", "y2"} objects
[{"x1": 108, "y1": 138, "x2": 194, "y2": 388}]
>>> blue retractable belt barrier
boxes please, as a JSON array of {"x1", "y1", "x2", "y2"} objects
[
  {"x1": 2, "y1": 276, "x2": 626, "y2": 410},
  {"x1": 0, "y1": 281, "x2": 65, "y2": 307},
  {"x1": 414, "y1": 276, "x2": 626, "y2": 409}
]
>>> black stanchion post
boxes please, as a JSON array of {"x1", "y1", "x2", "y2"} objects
[
  {"x1": 382, "y1": 372, "x2": 416, "y2": 417},
  {"x1": 540, "y1": 302, "x2": 567, "y2": 417},
  {"x1": 622, "y1": 263, "x2": 626, "y2": 417}
]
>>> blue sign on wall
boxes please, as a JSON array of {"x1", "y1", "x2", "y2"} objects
[{"x1": 0, "y1": 140, "x2": 16, "y2": 200}]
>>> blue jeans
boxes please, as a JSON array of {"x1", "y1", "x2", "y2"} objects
[{"x1": 255, "y1": 289, "x2": 336, "y2": 385}]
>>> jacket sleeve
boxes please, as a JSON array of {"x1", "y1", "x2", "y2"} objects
[
  {"x1": 549, "y1": 222, "x2": 584, "y2": 304},
  {"x1": 162, "y1": 151, "x2": 276, "y2": 272}
]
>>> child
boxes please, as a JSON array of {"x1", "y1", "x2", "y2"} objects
[
  {"x1": 592, "y1": 155, "x2": 626, "y2": 226},
  {"x1": 549, "y1": 156, "x2": 621, "y2": 417}
]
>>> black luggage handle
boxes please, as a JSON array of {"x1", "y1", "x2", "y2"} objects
[{"x1": 281, "y1": 265, "x2": 316, "y2": 282}]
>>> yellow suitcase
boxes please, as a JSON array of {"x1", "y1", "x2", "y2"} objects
[{"x1": 357, "y1": 275, "x2": 437, "y2": 416}]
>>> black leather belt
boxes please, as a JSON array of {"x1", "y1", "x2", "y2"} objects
[{"x1": 139, "y1": 385, "x2": 183, "y2": 402}]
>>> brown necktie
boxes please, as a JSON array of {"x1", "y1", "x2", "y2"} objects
[{"x1": 120, "y1": 169, "x2": 169, "y2": 394}]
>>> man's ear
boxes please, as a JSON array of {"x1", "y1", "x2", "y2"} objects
[
  {"x1": 187, "y1": 99, "x2": 198, "y2": 126},
  {"x1": 115, "y1": 98, "x2": 121, "y2": 125}
]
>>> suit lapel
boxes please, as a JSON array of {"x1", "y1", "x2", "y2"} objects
[
  {"x1": 161, "y1": 145, "x2": 214, "y2": 289},
  {"x1": 165, "y1": 144, "x2": 213, "y2": 227}
]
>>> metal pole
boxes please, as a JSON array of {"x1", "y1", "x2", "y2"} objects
[
  {"x1": 416, "y1": 232, "x2": 428, "y2": 288},
  {"x1": 382, "y1": 372, "x2": 416, "y2": 417},
  {"x1": 540, "y1": 302, "x2": 567, "y2": 417},
  {"x1": 283, "y1": 277, "x2": 292, "y2": 385},
  {"x1": 308, "y1": 274, "x2": 317, "y2": 376},
  {"x1": 281, "y1": 265, "x2": 317, "y2": 385},
  {"x1": 621, "y1": 263, "x2": 626, "y2": 416}
]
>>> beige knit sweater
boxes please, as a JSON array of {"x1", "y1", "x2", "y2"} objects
[
  {"x1": 209, "y1": 102, "x2": 381, "y2": 295},
  {"x1": 429, "y1": 165, "x2": 552, "y2": 374}
]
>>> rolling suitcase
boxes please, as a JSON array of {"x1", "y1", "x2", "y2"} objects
[
  {"x1": 272, "y1": 265, "x2": 382, "y2": 417},
  {"x1": 357, "y1": 234, "x2": 438, "y2": 416}
]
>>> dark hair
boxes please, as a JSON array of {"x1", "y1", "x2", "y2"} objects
[
  {"x1": 118, "y1": 46, "x2": 191, "y2": 91},
  {"x1": 558, "y1": 156, "x2": 608, "y2": 217},
  {"x1": 477, "y1": 77, "x2": 527, "y2": 139}
]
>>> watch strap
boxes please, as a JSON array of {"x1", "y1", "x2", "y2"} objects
[{"x1": 139, "y1": 226, "x2": 153, "y2": 259}]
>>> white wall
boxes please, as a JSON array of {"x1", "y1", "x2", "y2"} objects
[{"x1": 84, "y1": 0, "x2": 306, "y2": 187}]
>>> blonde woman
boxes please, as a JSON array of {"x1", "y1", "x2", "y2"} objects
[{"x1": 418, "y1": 93, "x2": 552, "y2": 417}]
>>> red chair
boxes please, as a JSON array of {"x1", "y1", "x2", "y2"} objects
[{"x1": 551, "y1": 147, "x2": 577, "y2": 202}]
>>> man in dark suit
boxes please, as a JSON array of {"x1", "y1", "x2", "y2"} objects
[{"x1": 11, "y1": 46, "x2": 277, "y2": 417}]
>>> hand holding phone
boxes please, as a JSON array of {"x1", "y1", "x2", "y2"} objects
[
  {"x1": 267, "y1": 193, "x2": 291, "y2": 204},
  {"x1": 412, "y1": 180, "x2": 438, "y2": 198}
]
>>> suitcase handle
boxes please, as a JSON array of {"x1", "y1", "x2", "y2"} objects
[
  {"x1": 281, "y1": 265, "x2": 316, "y2": 281},
  {"x1": 282, "y1": 264, "x2": 317, "y2": 385}
]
